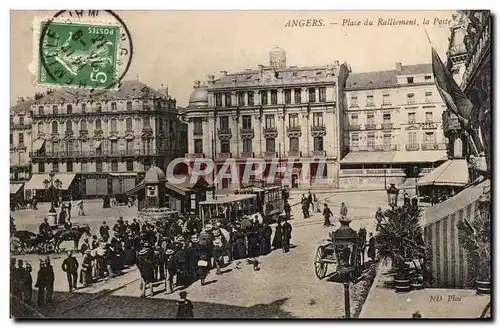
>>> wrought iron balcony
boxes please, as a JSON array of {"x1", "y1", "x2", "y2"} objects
[
  {"x1": 365, "y1": 123, "x2": 377, "y2": 130},
  {"x1": 65, "y1": 130, "x2": 74, "y2": 137},
  {"x1": 287, "y1": 125, "x2": 301, "y2": 133},
  {"x1": 421, "y1": 143, "x2": 447, "y2": 151},
  {"x1": 311, "y1": 125, "x2": 326, "y2": 132},
  {"x1": 348, "y1": 124, "x2": 361, "y2": 130},
  {"x1": 79, "y1": 129, "x2": 89, "y2": 136},
  {"x1": 311, "y1": 150, "x2": 326, "y2": 156},
  {"x1": 217, "y1": 152, "x2": 232, "y2": 159},
  {"x1": 240, "y1": 152, "x2": 255, "y2": 158},
  {"x1": 193, "y1": 129, "x2": 203, "y2": 136},
  {"x1": 263, "y1": 127, "x2": 277, "y2": 134},
  {"x1": 264, "y1": 151, "x2": 277, "y2": 158},
  {"x1": 287, "y1": 151, "x2": 302, "y2": 157},
  {"x1": 11, "y1": 124, "x2": 31, "y2": 130},
  {"x1": 421, "y1": 121, "x2": 437, "y2": 129},
  {"x1": 406, "y1": 144, "x2": 420, "y2": 151},
  {"x1": 381, "y1": 122, "x2": 393, "y2": 130},
  {"x1": 186, "y1": 153, "x2": 205, "y2": 159},
  {"x1": 240, "y1": 127, "x2": 254, "y2": 134},
  {"x1": 29, "y1": 149, "x2": 163, "y2": 159},
  {"x1": 218, "y1": 128, "x2": 232, "y2": 135}
]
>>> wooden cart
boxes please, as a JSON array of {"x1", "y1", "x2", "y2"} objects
[{"x1": 314, "y1": 238, "x2": 338, "y2": 279}]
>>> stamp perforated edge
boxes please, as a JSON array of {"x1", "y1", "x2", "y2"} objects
[{"x1": 30, "y1": 12, "x2": 130, "y2": 91}]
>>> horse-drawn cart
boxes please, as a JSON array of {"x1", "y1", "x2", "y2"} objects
[{"x1": 314, "y1": 238, "x2": 338, "y2": 279}]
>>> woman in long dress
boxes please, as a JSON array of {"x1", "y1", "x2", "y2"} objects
[{"x1": 272, "y1": 220, "x2": 283, "y2": 250}]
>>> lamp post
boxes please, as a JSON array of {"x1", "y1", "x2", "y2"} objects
[
  {"x1": 331, "y1": 217, "x2": 359, "y2": 319},
  {"x1": 383, "y1": 164, "x2": 388, "y2": 189},
  {"x1": 478, "y1": 192, "x2": 490, "y2": 221},
  {"x1": 43, "y1": 172, "x2": 62, "y2": 224},
  {"x1": 413, "y1": 166, "x2": 419, "y2": 197},
  {"x1": 386, "y1": 183, "x2": 399, "y2": 208}
]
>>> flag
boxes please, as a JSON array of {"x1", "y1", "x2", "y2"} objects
[{"x1": 431, "y1": 48, "x2": 474, "y2": 128}]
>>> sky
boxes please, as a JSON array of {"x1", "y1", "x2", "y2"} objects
[{"x1": 10, "y1": 10, "x2": 456, "y2": 107}]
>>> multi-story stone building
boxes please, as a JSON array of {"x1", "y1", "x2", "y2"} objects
[
  {"x1": 25, "y1": 81, "x2": 187, "y2": 199},
  {"x1": 186, "y1": 47, "x2": 350, "y2": 190},
  {"x1": 340, "y1": 62, "x2": 448, "y2": 188},
  {"x1": 10, "y1": 98, "x2": 34, "y2": 199}
]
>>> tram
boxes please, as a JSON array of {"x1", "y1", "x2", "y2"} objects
[
  {"x1": 198, "y1": 193, "x2": 257, "y2": 227},
  {"x1": 239, "y1": 180, "x2": 285, "y2": 222}
]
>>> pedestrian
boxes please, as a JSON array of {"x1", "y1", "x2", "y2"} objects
[
  {"x1": 22, "y1": 261, "x2": 33, "y2": 305},
  {"x1": 91, "y1": 235, "x2": 99, "y2": 249},
  {"x1": 281, "y1": 219, "x2": 292, "y2": 253},
  {"x1": 81, "y1": 250, "x2": 93, "y2": 287},
  {"x1": 213, "y1": 239, "x2": 224, "y2": 275},
  {"x1": 80, "y1": 238, "x2": 90, "y2": 254},
  {"x1": 197, "y1": 253, "x2": 209, "y2": 285},
  {"x1": 323, "y1": 203, "x2": 333, "y2": 227},
  {"x1": 260, "y1": 222, "x2": 272, "y2": 256},
  {"x1": 78, "y1": 200, "x2": 85, "y2": 216},
  {"x1": 375, "y1": 207, "x2": 384, "y2": 231},
  {"x1": 62, "y1": 251, "x2": 79, "y2": 292},
  {"x1": 272, "y1": 219, "x2": 283, "y2": 250},
  {"x1": 176, "y1": 291, "x2": 194, "y2": 319},
  {"x1": 284, "y1": 201, "x2": 291, "y2": 220},
  {"x1": 15, "y1": 259, "x2": 26, "y2": 302},
  {"x1": 99, "y1": 221, "x2": 110, "y2": 242},
  {"x1": 68, "y1": 197, "x2": 73, "y2": 219},
  {"x1": 307, "y1": 191, "x2": 313, "y2": 212},
  {"x1": 35, "y1": 259, "x2": 46, "y2": 306},
  {"x1": 165, "y1": 249, "x2": 176, "y2": 294},
  {"x1": 138, "y1": 248, "x2": 155, "y2": 297},
  {"x1": 10, "y1": 258, "x2": 21, "y2": 300},
  {"x1": 44, "y1": 257, "x2": 55, "y2": 304},
  {"x1": 367, "y1": 233, "x2": 376, "y2": 262},
  {"x1": 313, "y1": 194, "x2": 320, "y2": 213},
  {"x1": 340, "y1": 202, "x2": 348, "y2": 219}
]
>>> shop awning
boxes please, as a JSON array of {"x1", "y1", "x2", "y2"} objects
[
  {"x1": 24, "y1": 173, "x2": 76, "y2": 190},
  {"x1": 10, "y1": 183, "x2": 23, "y2": 194},
  {"x1": 393, "y1": 151, "x2": 447, "y2": 163},
  {"x1": 126, "y1": 179, "x2": 145, "y2": 194},
  {"x1": 417, "y1": 159, "x2": 469, "y2": 187},
  {"x1": 165, "y1": 175, "x2": 210, "y2": 197},
  {"x1": 33, "y1": 139, "x2": 46, "y2": 151},
  {"x1": 109, "y1": 172, "x2": 137, "y2": 177},
  {"x1": 340, "y1": 151, "x2": 395, "y2": 164},
  {"x1": 94, "y1": 141, "x2": 102, "y2": 148}
]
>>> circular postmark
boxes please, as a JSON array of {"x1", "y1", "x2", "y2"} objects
[{"x1": 38, "y1": 10, "x2": 133, "y2": 91}]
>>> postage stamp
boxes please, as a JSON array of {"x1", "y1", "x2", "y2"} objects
[{"x1": 34, "y1": 10, "x2": 133, "y2": 90}]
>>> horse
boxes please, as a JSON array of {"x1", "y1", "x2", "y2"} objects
[{"x1": 53, "y1": 224, "x2": 91, "y2": 252}]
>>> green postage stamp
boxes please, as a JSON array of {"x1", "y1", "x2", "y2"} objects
[{"x1": 35, "y1": 10, "x2": 133, "y2": 90}]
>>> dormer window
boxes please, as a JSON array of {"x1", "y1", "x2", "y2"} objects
[
  {"x1": 424, "y1": 75, "x2": 432, "y2": 81},
  {"x1": 407, "y1": 77, "x2": 414, "y2": 84}
]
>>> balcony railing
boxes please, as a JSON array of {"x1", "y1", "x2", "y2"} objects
[
  {"x1": 311, "y1": 150, "x2": 326, "y2": 156},
  {"x1": 365, "y1": 123, "x2": 377, "y2": 130},
  {"x1": 381, "y1": 122, "x2": 393, "y2": 130},
  {"x1": 11, "y1": 124, "x2": 31, "y2": 130},
  {"x1": 287, "y1": 151, "x2": 302, "y2": 157},
  {"x1": 264, "y1": 151, "x2": 277, "y2": 158},
  {"x1": 407, "y1": 100, "x2": 416, "y2": 105},
  {"x1": 240, "y1": 127, "x2": 254, "y2": 134},
  {"x1": 240, "y1": 152, "x2": 255, "y2": 158},
  {"x1": 193, "y1": 130, "x2": 203, "y2": 136},
  {"x1": 263, "y1": 127, "x2": 277, "y2": 134},
  {"x1": 218, "y1": 128, "x2": 231, "y2": 135},
  {"x1": 311, "y1": 125, "x2": 326, "y2": 132},
  {"x1": 217, "y1": 152, "x2": 232, "y2": 159},
  {"x1": 349, "y1": 144, "x2": 398, "y2": 152},
  {"x1": 348, "y1": 124, "x2": 361, "y2": 130},
  {"x1": 30, "y1": 149, "x2": 163, "y2": 158},
  {"x1": 406, "y1": 144, "x2": 420, "y2": 151},
  {"x1": 65, "y1": 130, "x2": 74, "y2": 137},
  {"x1": 421, "y1": 143, "x2": 447, "y2": 151},
  {"x1": 287, "y1": 125, "x2": 301, "y2": 133},
  {"x1": 79, "y1": 129, "x2": 88, "y2": 136},
  {"x1": 421, "y1": 121, "x2": 437, "y2": 129}
]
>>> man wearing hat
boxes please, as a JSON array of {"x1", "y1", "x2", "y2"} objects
[
  {"x1": 62, "y1": 251, "x2": 79, "y2": 292},
  {"x1": 174, "y1": 239, "x2": 189, "y2": 287},
  {"x1": 81, "y1": 249, "x2": 93, "y2": 287},
  {"x1": 213, "y1": 239, "x2": 224, "y2": 275},
  {"x1": 197, "y1": 253, "x2": 209, "y2": 285},
  {"x1": 282, "y1": 218, "x2": 293, "y2": 253},
  {"x1": 80, "y1": 238, "x2": 90, "y2": 254},
  {"x1": 138, "y1": 248, "x2": 154, "y2": 297},
  {"x1": 323, "y1": 203, "x2": 333, "y2": 228},
  {"x1": 165, "y1": 248, "x2": 176, "y2": 294},
  {"x1": 176, "y1": 291, "x2": 194, "y2": 318},
  {"x1": 99, "y1": 221, "x2": 110, "y2": 242},
  {"x1": 188, "y1": 235, "x2": 200, "y2": 283}
]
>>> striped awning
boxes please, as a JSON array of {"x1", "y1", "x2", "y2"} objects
[
  {"x1": 417, "y1": 159, "x2": 469, "y2": 187},
  {"x1": 109, "y1": 172, "x2": 137, "y2": 177},
  {"x1": 340, "y1": 151, "x2": 395, "y2": 164},
  {"x1": 393, "y1": 151, "x2": 447, "y2": 163},
  {"x1": 33, "y1": 139, "x2": 46, "y2": 151},
  {"x1": 25, "y1": 173, "x2": 76, "y2": 190},
  {"x1": 10, "y1": 183, "x2": 23, "y2": 194}
]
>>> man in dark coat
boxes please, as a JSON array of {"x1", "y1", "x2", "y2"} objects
[
  {"x1": 175, "y1": 242, "x2": 189, "y2": 287},
  {"x1": 130, "y1": 218, "x2": 140, "y2": 234},
  {"x1": 375, "y1": 207, "x2": 384, "y2": 232},
  {"x1": 44, "y1": 257, "x2": 55, "y2": 304},
  {"x1": 308, "y1": 192, "x2": 313, "y2": 212},
  {"x1": 21, "y1": 260, "x2": 33, "y2": 304},
  {"x1": 281, "y1": 219, "x2": 292, "y2": 253},
  {"x1": 323, "y1": 204, "x2": 333, "y2": 227},
  {"x1": 165, "y1": 249, "x2": 176, "y2": 294},
  {"x1": 176, "y1": 291, "x2": 194, "y2": 318},
  {"x1": 260, "y1": 223, "x2": 272, "y2": 256},
  {"x1": 367, "y1": 233, "x2": 376, "y2": 261},
  {"x1": 99, "y1": 221, "x2": 110, "y2": 242},
  {"x1": 35, "y1": 259, "x2": 46, "y2": 306},
  {"x1": 272, "y1": 220, "x2": 283, "y2": 250},
  {"x1": 39, "y1": 218, "x2": 50, "y2": 239},
  {"x1": 138, "y1": 249, "x2": 155, "y2": 297},
  {"x1": 62, "y1": 251, "x2": 79, "y2": 292}
]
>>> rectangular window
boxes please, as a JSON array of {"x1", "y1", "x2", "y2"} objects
[
  {"x1": 266, "y1": 138, "x2": 275, "y2": 152},
  {"x1": 219, "y1": 116, "x2": 229, "y2": 129},
  {"x1": 111, "y1": 102, "x2": 117, "y2": 111},
  {"x1": 194, "y1": 139, "x2": 203, "y2": 153},
  {"x1": 52, "y1": 141, "x2": 59, "y2": 153},
  {"x1": 351, "y1": 96, "x2": 358, "y2": 106},
  {"x1": 284, "y1": 89, "x2": 292, "y2": 104},
  {"x1": 126, "y1": 160, "x2": 134, "y2": 171},
  {"x1": 407, "y1": 77, "x2": 414, "y2": 84},
  {"x1": 425, "y1": 91, "x2": 432, "y2": 103},
  {"x1": 271, "y1": 90, "x2": 278, "y2": 105},
  {"x1": 408, "y1": 112, "x2": 416, "y2": 123},
  {"x1": 142, "y1": 100, "x2": 151, "y2": 111},
  {"x1": 289, "y1": 137, "x2": 299, "y2": 151},
  {"x1": 53, "y1": 105, "x2": 58, "y2": 115},
  {"x1": 96, "y1": 103, "x2": 102, "y2": 112},
  {"x1": 111, "y1": 119, "x2": 118, "y2": 132},
  {"x1": 289, "y1": 113, "x2": 299, "y2": 127},
  {"x1": 81, "y1": 103, "x2": 86, "y2": 113},
  {"x1": 313, "y1": 136, "x2": 324, "y2": 151},
  {"x1": 225, "y1": 92, "x2": 232, "y2": 107},
  {"x1": 96, "y1": 160, "x2": 103, "y2": 172},
  {"x1": 382, "y1": 94, "x2": 390, "y2": 105},
  {"x1": 247, "y1": 92, "x2": 254, "y2": 106},
  {"x1": 383, "y1": 113, "x2": 391, "y2": 123},
  {"x1": 126, "y1": 140, "x2": 134, "y2": 154},
  {"x1": 366, "y1": 95, "x2": 374, "y2": 106},
  {"x1": 126, "y1": 101, "x2": 133, "y2": 111},
  {"x1": 243, "y1": 138, "x2": 252, "y2": 153},
  {"x1": 408, "y1": 131, "x2": 417, "y2": 145},
  {"x1": 383, "y1": 134, "x2": 391, "y2": 147},
  {"x1": 294, "y1": 89, "x2": 301, "y2": 103},
  {"x1": 19, "y1": 117, "x2": 25, "y2": 126},
  {"x1": 425, "y1": 75, "x2": 432, "y2": 81},
  {"x1": 52, "y1": 162, "x2": 59, "y2": 172},
  {"x1": 265, "y1": 115, "x2": 275, "y2": 128},
  {"x1": 238, "y1": 92, "x2": 245, "y2": 106},
  {"x1": 111, "y1": 160, "x2": 118, "y2": 172},
  {"x1": 81, "y1": 162, "x2": 87, "y2": 172},
  {"x1": 319, "y1": 87, "x2": 326, "y2": 102},
  {"x1": 351, "y1": 134, "x2": 359, "y2": 146},
  {"x1": 126, "y1": 118, "x2": 133, "y2": 131},
  {"x1": 425, "y1": 112, "x2": 433, "y2": 122},
  {"x1": 367, "y1": 114, "x2": 375, "y2": 125},
  {"x1": 308, "y1": 88, "x2": 316, "y2": 102},
  {"x1": 260, "y1": 91, "x2": 268, "y2": 105},
  {"x1": 67, "y1": 104, "x2": 72, "y2": 114},
  {"x1": 18, "y1": 133, "x2": 24, "y2": 144},
  {"x1": 351, "y1": 114, "x2": 359, "y2": 125},
  {"x1": 242, "y1": 115, "x2": 252, "y2": 129},
  {"x1": 367, "y1": 133, "x2": 375, "y2": 148},
  {"x1": 38, "y1": 162, "x2": 45, "y2": 173},
  {"x1": 194, "y1": 119, "x2": 203, "y2": 135},
  {"x1": 215, "y1": 93, "x2": 222, "y2": 107},
  {"x1": 67, "y1": 162, "x2": 73, "y2": 172},
  {"x1": 38, "y1": 106, "x2": 44, "y2": 115},
  {"x1": 407, "y1": 93, "x2": 415, "y2": 104},
  {"x1": 220, "y1": 140, "x2": 230, "y2": 153},
  {"x1": 313, "y1": 112, "x2": 323, "y2": 127},
  {"x1": 109, "y1": 140, "x2": 117, "y2": 154}
]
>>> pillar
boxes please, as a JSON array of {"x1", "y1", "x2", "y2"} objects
[{"x1": 301, "y1": 87, "x2": 307, "y2": 104}]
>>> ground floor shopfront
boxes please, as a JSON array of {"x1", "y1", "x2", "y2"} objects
[{"x1": 186, "y1": 157, "x2": 339, "y2": 191}]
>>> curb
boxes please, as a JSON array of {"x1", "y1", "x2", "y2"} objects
[{"x1": 358, "y1": 261, "x2": 389, "y2": 319}]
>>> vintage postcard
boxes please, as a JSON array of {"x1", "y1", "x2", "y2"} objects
[{"x1": 9, "y1": 10, "x2": 491, "y2": 319}]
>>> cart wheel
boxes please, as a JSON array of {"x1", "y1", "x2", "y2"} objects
[
  {"x1": 10, "y1": 240, "x2": 22, "y2": 255},
  {"x1": 46, "y1": 243, "x2": 55, "y2": 254},
  {"x1": 112, "y1": 200, "x2": 118, "y2": 207},
  {"x1": 314, "y1": 246, "x2": 328, "y2": 279}
]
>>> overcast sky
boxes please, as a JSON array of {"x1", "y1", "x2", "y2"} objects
[{"x1": 10, "y1": 10, "x2": 455, "y2": 107}]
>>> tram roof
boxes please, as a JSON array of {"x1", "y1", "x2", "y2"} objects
[{"x1": 199, "y1": 193, "x2": 256, "y2": 205}]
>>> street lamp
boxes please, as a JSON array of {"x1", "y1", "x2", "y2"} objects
[
  {"x1": 331, "y1": 217, "x2": 359, "y2": 319},
  {"x1": 413, "y1": 166, "x2": 419, "y2": 197},
  {"x1": 386, "y1": 183, "x2": 399, "y2": 208},
  {"x1": 478, "y1": 192, "x2": 490, "y2": 221},
  {"x1": 43, "y1": 172, "x2": 62, "y2": 223},
  {"x1": 383, "y1": 164, "x2": 388, "y2": 189}
]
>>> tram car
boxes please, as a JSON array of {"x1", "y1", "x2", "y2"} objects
[{"x1": 239, "y1": 180, "x2": 285, "y2": 222}]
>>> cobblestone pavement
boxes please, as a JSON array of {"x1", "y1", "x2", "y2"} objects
[{"x1": 12, "y1": 190, "x2": 388, "y2": 318}]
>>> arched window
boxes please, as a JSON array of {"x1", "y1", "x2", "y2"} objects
[
  {"x1": 80, "y1": 120, "x2": 87, "y2": 130},
  {"x1": 37, "y1": 122, "x2": 43, "y2": 134},
  {"x1": 95, "y1": 119, "x2": 102, "y2": 130},
  {"x1": 110, "y1": 118, "x2": 117, "y2": 132},
  {"x1": 51, "y1": 121, "x2": 58, "y2": 134},
  {"x1": 67, "y1": 104, "x2": 73, "y2": 114},
  {"x1": 126, "y1": 118, "x2": 133, "y2": 132},
  {"x1": 66, "y1": 121, "x2": 72, "y2": 131}
]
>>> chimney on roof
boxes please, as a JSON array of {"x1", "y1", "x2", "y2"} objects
[
  {"x1": 220, "y1": 71, "x2": 228, "y2": 77},
  {"x1": 396, "y1": 62, "x2": 403, "y2": 72}
]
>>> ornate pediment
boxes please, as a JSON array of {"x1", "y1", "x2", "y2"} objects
[
  {"x1": 405, "y1": 125, "x2": 419, "y2": 130},
  {"x1": 108, "y1": 134, "x2": 119, "y2": 141},
  {"x1": 78, "y1": 134, "x2": 90, "y2": 142},
  {"x1": 125, "y1": 133, "x2": 135, "y2": 140}
]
